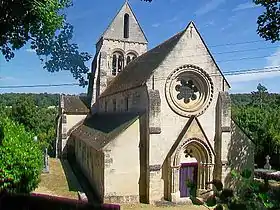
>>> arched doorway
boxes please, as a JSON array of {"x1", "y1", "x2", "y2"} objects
[{"x1": 169, "y1": 138, "x2": 213, "y2": 201}]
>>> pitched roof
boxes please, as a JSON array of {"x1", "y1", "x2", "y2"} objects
[
  {"x1": 97, "y1": 1, "x2": 148, "y2": 44},
  {"x1": 100, "y1": 29, "x2": 186, "y2": 97},
  {"x1": 71, "y1": 113, "x2": 139, "y2": 150},
  {"x1": 99, "y1": 21, "x2": 231, "y2": 98},
  {"x1": 62, "y1": 95, "x2": 90, "y2": 114}
]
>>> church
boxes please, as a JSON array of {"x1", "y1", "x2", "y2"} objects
[{"x1": 57, "y1": 1, "x2": 254, "y2": 204}]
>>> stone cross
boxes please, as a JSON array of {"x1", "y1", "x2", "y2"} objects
[
  {"x1": 264, "y1": 155, "x2": 272, "y2": 170},
  {"x1": 42, "y1": 148, "x2": 49, "y2": 173}
]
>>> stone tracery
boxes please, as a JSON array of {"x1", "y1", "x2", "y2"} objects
[
  {"x1": 165, "y1": 64, "x2": 214, "y2": 117},
  {"x1": 175, "y1": 79, "x2": 199, "y2": 104}
]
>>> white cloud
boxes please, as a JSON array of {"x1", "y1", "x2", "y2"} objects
[
  {"x1": 204, "y1": 20, "x2": 215, "y2": 28},
  {"x1": 226, "y1": 47, "x2": 280, "y2": 83},
  {"x1": 226, "y1": 71, "x2": 280, "y2": 83},
  {"x1": 168, "y1": 16, "x2": 178, "y2": 23},
  {"x1": 266, "y1": 47, "x2": 280, "y2": 67},
  {"x1": 26, "y1": 48, "x2": 36, "y2": 53},
  {"x1": 233, "y1": 2, "x2": 260, "y2": 12},
  {"x1": 0, "y1": 76, "x2": 17, "y2": 81},
  {"x1": 152, "y1": 23, "x2": 160, "y2": 28},
  {"x1": 195, "y1": 0, "x2": 226, "y2": 16}
]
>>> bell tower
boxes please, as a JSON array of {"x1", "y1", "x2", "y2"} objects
[{"x1": 87, "y1": 1, "x2": 148, "y2": 107}]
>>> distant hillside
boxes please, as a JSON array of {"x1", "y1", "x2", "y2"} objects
[
  {"x1": 0, "y1": 93, "x2": 60, "y2": 107},
  {"x1": 230, "y1": 93, "x2": 280, "y2": 106},
  {"x1": 0, "y1": 92, "x2": 279, "y2": 108}
]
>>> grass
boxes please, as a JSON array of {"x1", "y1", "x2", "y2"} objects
[
  {"x1": 33, "y1": 158, "x2": 209, "y2": 209},
  {"x1": 33, "y1": 158, "x2": 82, "y2": 199}
]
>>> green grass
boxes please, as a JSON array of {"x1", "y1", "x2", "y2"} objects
[{"x1": 33, "y1": 158, "x2": 82, "y2": 199}]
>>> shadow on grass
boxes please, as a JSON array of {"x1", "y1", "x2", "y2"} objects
[
  {"x1": 63, "y1": 157, "x2": 103, "y2": 205},
  {"x1": 61, "y1": 159, "x2": 83, "y2": 193}
]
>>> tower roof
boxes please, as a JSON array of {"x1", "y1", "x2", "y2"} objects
[{"x1": 97, "y1": 1, "x2": 148, "y2": 44}]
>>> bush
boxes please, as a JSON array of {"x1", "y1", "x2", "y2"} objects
[{"x1": 0, "y1": 117, "x2": 43, "y2": 193}]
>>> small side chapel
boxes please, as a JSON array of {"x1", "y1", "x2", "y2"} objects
[{"x1": 57, "y1": 1, "x2": 254, "y2": 204}]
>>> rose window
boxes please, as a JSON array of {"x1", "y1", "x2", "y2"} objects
[{"x1": 165, "y1": 65, "x2": 214, "y2": 117}]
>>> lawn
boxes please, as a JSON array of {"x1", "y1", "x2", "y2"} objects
[
  {"x1": 33, "y1": 158, "x2": 82, "y2": 199},
  {"x1": 33, "y1": 158, "x2": 209, "y2": 209}
]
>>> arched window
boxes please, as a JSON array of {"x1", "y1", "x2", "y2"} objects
[
  {"x1": 126, "y1": 52, "x2": 137, "y2": 65},
  {"x1": 126, "y1": 56, "x2": 131, "y2": 65},
  {"x1": 112, "y1": 51, "x2": 124, "y2": 75},
  {"x1": 124, "y1": 13, "x2": 129, "y2": 38}
]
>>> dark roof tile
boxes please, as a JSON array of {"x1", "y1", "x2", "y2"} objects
[
  {"x1": 63, "y1": 95, "x2": 90, "y2": 114},
  {"x1": 71, "y1": 113, "x2": 139, "y2": 150}
]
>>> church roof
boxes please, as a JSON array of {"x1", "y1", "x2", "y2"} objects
[
  {"x1": 100, "y1": 29, "x2": 185, "y2": 97},
  {"x1": 62, "y1": 95, "x2": 90, "y2": 114},
  {"x1": 71, "y1": 113, "x2": 139, "y2": 150},
  {"x1": 97, "y1": 1, "x2": 148, "y2": 44},
  {"x1": 99, "y1": 21, "x2": 230, "y2": 98}
]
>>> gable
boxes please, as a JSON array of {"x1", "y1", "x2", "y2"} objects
[
  {"x1": 189, "y1": 22, "x2": 230, "y2": 89},
  {"x1": 61, "y1": 95, "x2": 90, "y2": 114},
  {"x1": 181, "y1": 116, "x2": 215, "y2": 155},
  {"x1": 99, "y1": 1, "x2": 148, "y2": 44}
]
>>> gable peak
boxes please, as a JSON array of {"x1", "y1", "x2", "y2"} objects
[{"x1": 98, "y1": 1, "x2": 148, "y2": 44}]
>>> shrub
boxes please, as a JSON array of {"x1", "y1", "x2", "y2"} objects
[
  {"x1": 193, "y1": 169, "x2": 278, "y2": 210},
  {"x1": 0, "y1": 117, "x2": 43, "y2": 193}
]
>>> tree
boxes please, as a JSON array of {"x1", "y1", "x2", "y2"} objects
[
  {"x1": 0, "y1": 117, "x2": 43, "y2": 193},
  {"x1": 142, "y1": 0, "x2": 279, "y2": 43},
  {"x1": 254, "y1": 0, "x2": 280, "y2": 43},
  {"x1": 251, "y1": 83, "x2": 269, "y2": 108},
  {"x1": 232, "y1": 84, "x2": 280, "y2": 167},
  {"x1": 0, "y1": 0, "x2": 91, "y2": 85},
  {"x1": 10, "y1": 95, "x2": 38, "y2": 132}
]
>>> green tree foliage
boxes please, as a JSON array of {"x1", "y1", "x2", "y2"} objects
[
  {"x1": 5, "y1": 94, "x2": 58, "y2": 155},
  {"x1": 232, "y1": 83, "x2": 280, "y2": 167},
  {"x1": 254, "y1": 0, "x2": 280, "y2": 43},
  {"x1": 142, "y1": 0, "x2": 279, "y2": 43},
  {"x1": 0, "y1": 93, "x2": 59, "y2": 107},
  {"x1": 0, "y1": 117, "x2": 43, "y2": 193},
  {"x1": 0, "y1": 0, "x2": 91, "y2": 85}
]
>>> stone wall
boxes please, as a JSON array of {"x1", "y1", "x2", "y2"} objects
[
  {"x1": 103, "y1": 119, "x2": 141, "y2": 203},
  {"x1": 98, "y1": 86, "x2": 147, "y2": 114},
  {"x1": 224, "y1": 120, "x2": 255, "y2": 188},
  {"x1": 75, "y1": 137, "x2": 105, "y2": 201},
  {"x1": 145, "y1": 23, "x2": 230, "y2": 201},
  {"x1": 60, "y1": 114, "x2": 87, "y2": 157},
  {"x1": 90, "y1": 35, "x2": 147, "y2": 106}
]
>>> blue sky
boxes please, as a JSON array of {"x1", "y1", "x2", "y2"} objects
[{"x1": 0, "y1": 0, "x2": 279, "y2": 94}]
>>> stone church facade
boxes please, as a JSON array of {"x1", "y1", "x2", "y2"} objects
[{"x1": 57, "y1": 1, "x2": 254, "y2": 204}]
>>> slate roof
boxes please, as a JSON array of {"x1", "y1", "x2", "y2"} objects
[
  {"x1": 62, "y1": 95, "x2": 90, "y2": 114},
  {"x1": 100, "y1": 29, "x2": 186, "y2": 97},
  {"x1": 71, "y1": 113, "x2": 139, "y2": 150}
]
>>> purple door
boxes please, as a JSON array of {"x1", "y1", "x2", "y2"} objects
[{"x1": 179, "y1": 163, "x2": 198, "y2": 197}]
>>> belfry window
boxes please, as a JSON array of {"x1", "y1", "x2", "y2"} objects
[
  {"x1": 112, "y1": 51, "x2": 124, "y2": 75},
  {"x1": 126, "y1": 53, "x2": 137, "y2": 65},
  {"x1": 124, "y1": 13, "x2": 129, "y2": 38}
]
